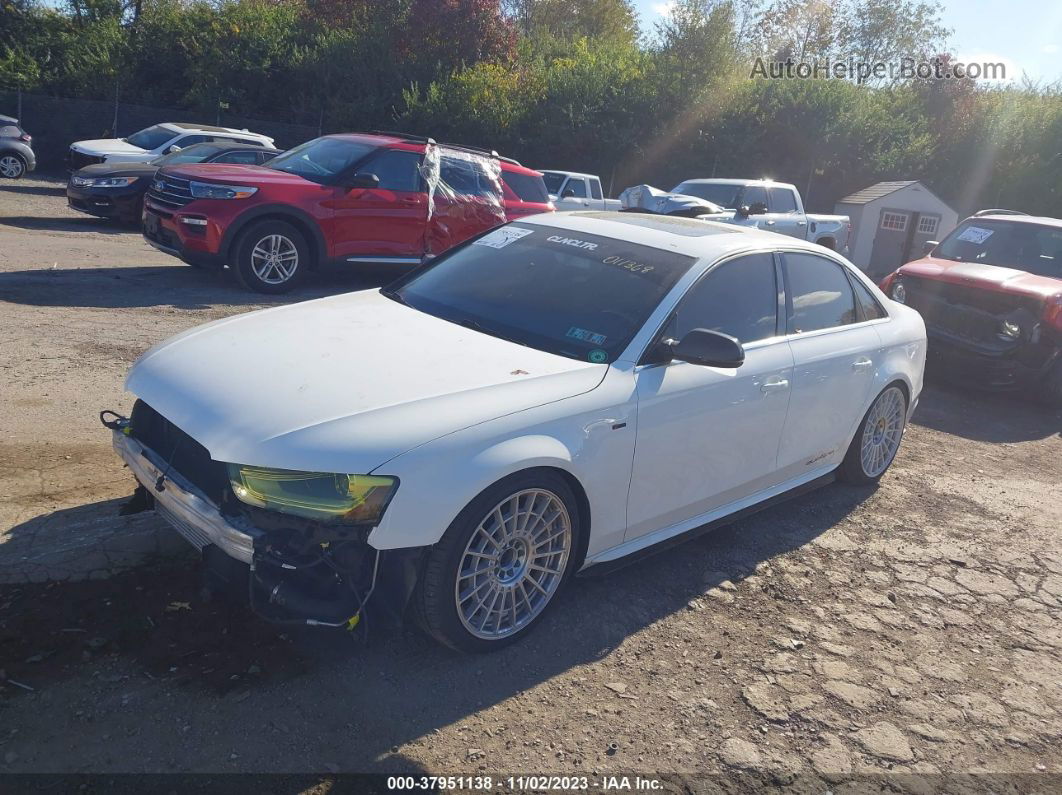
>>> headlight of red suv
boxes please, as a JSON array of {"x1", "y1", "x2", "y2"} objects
[{"x1": 189, "y1": 181, "x2": 258, "y2": 200}]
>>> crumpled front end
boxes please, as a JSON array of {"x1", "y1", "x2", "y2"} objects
[{"x1": 106, "y1": 401, "x2": 421, "y2": 630}]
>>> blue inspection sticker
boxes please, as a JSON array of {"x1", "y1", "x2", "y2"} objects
[
  {"x1": 588, "y1": 349, "x2": 608, "y2": 363},
  {"x1": 566, "y1": 327, "x2": 607, "y2": 345}
]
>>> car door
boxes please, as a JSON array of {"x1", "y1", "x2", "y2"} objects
[
  {"x1": 625, "y1": 252, "x2": 794, "y2": 541},
  {"x1": 556, "y1": 177, "x2": 591, "y2": 211},
  {"x1": 775, "y1": 251, "x2": 882, "y2": 481},
  {"x1": 331, "y1": 148, "x2": 427, "y2": 261},
  {"x1": 767, "y1": 187, "x2": 805, "y2": 239}
]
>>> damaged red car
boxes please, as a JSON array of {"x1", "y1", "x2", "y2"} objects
[{"x1": 880, "y1": 211, "x2": 1062, "y2": 406}]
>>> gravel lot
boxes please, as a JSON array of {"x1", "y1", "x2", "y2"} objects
[{"x1": 1, "y1": 176, "x2": 1061, "y2": 783}]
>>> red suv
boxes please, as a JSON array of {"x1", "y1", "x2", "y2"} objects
[
  {"x1": 880, "y1": 211, "x2": 1062, "y2": 406},
  {"x1": 143, "y1": 132, "x2": 550, "y2": 292}
]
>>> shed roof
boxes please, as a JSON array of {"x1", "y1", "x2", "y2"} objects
[{"x1": 838, "y1": 181, "x2": 919, "y2": 205}]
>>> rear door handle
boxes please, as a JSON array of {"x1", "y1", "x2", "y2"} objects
[
  {"x1": 761, "y1": 377, "x2": 789, "y2": 393},
  {"x1": 853, "y1": 357, "x2": 873, "y2": 371}
]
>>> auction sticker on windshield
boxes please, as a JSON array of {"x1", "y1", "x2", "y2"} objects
[
  {"x1": 474, "y1": 227, "x2": 534, "y2": 249},
  {"x1": 956, "y1": 226, "x2": 994, "y2": 244}
]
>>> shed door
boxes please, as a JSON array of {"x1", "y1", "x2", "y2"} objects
[
  {"x1": 869, "y1": 209, "x2": 910, "y2": 277},
  {"x1": 906, "y1": 213, "x2": 941, "y2": 261}
]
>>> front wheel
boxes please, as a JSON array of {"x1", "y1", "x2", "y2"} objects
[
  {"x1": 838, "y1": 384, "x2": 908, "y2": 484},
  {"x1": 415, "y1": 471, "x2": 580, "y2": 653},
  {"x1": 0, "y1": 153, "x2": 26, "y2": 179},
  {"x1": 233, "y1": 220, "x2": 308, "y2": 294}
]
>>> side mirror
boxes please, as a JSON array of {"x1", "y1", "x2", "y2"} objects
[
  {"x1": 166, "y1": 145, "x2": 182, "y2": 154},
  {"x1": 669, "y1": 329, "x2": 744, "y2": 368},
  {"x1": 922, "y1": 240, "x2": 939, "y2": 256},
  {"x1": 561, "y1": 188, "x2": 576, "y2": 199},
  {"x1": 747, "y1": 201, "x2": 768, "y2": 216},
  {"x1": 346, "y1": 172, "x2": 380, "y2": 190}
]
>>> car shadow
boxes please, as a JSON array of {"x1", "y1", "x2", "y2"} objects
[
  {"x1": 0, "y1": 265, "x2": 396, "y2": 310},
  {"x1": 911, "y1": 378, "x2": 1061, "y2": 442},
  {"x1": 0, "y1": 182, "x2": 67, "y2": 197},
  {"x1": 0, "y1": 214, "x2": 135, "y2": 235},
  {"x1": 0, "y1": 479, "x2": 869, "y2": 772}
]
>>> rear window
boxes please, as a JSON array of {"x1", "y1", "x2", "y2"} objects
[{"x1": 504, "y1": 171, "x2": 549, "y2": 204}]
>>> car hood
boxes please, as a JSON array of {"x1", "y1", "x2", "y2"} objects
[
  {"x1": 126, "y1": 290, "x2": 606, "y2": 473},
  {"x1": 899, "y1": 257, "x2": 1062, "y2": 300},
  {"x1": 74, "y1": 161, "x2": 158, "y2": 179},
  {"x1": 72, "y1": 138, "x2": 146, "y2": 156},
  {"x1": 161, "y1": 163, "x2": 307, "y2": 186}
]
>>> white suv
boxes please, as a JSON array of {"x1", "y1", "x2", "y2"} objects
[{"x1": 68, "y1": 123, "x2": 275, "y2": 169}]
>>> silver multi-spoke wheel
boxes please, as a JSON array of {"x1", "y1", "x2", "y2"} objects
[
  {"x1": 455, "y1": 488, "x2": 572, "y2": 640},
  {"x1": 250, "y1": 234, "x2": 299, "y2": 284},
  {"x1": 859, "y1": 386, "x2": 906, "y2": 478},
  {"x1": 0, "y1": 155, "x2": 24, "y2": 178}
]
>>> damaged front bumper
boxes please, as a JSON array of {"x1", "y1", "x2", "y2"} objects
[{"x1": 112, "y1": 428, "x2": 258, "y2": 563}]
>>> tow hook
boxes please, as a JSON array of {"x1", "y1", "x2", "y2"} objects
[{"x1": 100, "y1": 409, "x2": 131, "y2": 433}]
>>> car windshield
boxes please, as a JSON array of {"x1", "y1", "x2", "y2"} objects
[
  {"x1": 385, "y1": 223, "x2": 695, "y2": 363},
  {"x1": 934, "y1": 219, "x2": 1062, "y2": 279},
  {"x1": 125, "y1": 125, "x2": 177, "y2": 151},
  {"x1": 151, "y1": 143, "x2": 224, "y2": 165},
  {"x1": 541, "y1": 172, "x2": 566, "y2": 194},
  {"x1": 266, "y1": 137, "x2": 376, "y2": 183},
  {"x1": 672, "y1": 182, "x2": 742, "y2": 209}
]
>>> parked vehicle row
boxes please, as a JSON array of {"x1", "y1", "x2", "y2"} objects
[
  {"x1": 105, "y1": 212, "x2": 926, "y2": 651},
  {"x1": 66, "y1": 122, "x2": 275, "y2": 169}
]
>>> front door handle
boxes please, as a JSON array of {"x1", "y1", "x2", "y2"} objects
[
  {"x1": 853, "y1": 357, "x2": 873, "y2": 371},
  {"x1": 797, "y1": 220, "x2": 808, "y2": 226},
  {"x1": 764, "y1": 220, "x2": 775, "y2": 226},
  {"x1": 761, "y1": 377, "x2": 789, "y2": 393}
]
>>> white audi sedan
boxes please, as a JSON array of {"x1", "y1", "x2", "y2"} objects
[{"x1": 107, "y1": 212, "x2": 926, "y2": 651}]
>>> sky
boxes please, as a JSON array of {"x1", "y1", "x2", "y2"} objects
[{"x1": 632, "y1": 0, "x2": 1062, "y2": 84}]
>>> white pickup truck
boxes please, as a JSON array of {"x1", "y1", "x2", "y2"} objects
[
  {"x1": 669, "y1": 178, "x2": 851, "y2": 252},
  {"x1": 540, "y1": 170, "x2": 622, "y2": 212}
]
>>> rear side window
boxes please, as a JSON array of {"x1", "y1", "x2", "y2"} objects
[
  {"x1": 849, "y1": 275, "x2": 887, "y2": 320},
  {"x1": 741, "y1": 185, "x2": 768, "y2": 209},
  {"x1": 769, "y1": 187, "x2": 799, "y2": 213},
  {"x1": 212, "y1": 150, "x2": 260, "y2": 164},
  {"x1": 784, "y1": 252, "x2": 858, "y2": 333},
  {"x1": 590, "y1": 179, "x2": 603, "y2": 200},
  {"x1": 361, "y1": 149, "x2": 422, "y2": 192},
  {"x1": 662, "y1": 253, "x2": 779, "y2": 345},
  {"x1": 503, "y1": 171, "x2": 549, "y2": 203}
]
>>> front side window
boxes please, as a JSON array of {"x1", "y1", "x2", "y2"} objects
[
  {"x1": 212, "y1": 150, "x2": 261, "y2": 165},
  {"x1": 360, "y1": 149, "x2": 422, "y2": 192},
  {"x1": 564, "y1": 179, "x2": 587, "y2": 199},
  {"x1": 784, "y1": 252, "x2": 858, "y2": 333},
  {"x1": 125, "y1": 125, "x2": 178, "y2": 151},
  {"x1": 768, "y1": 187, "x2": 799, "y2": 213},
  {"x1": 267, "y1": 137, "x2": 377, "y2": 184},
  {"x1": 672, "y1": 182, "x2": 742, "y2": 209},
  {"x1": 741, "y1": 185, "x2": 768, "y2": 210},
  {"x1": 660, "y1": 253, "x2": 778, "y2": 345},
  {"x1": 386, "y1": 224, "x2": 696, "y2": 363},
  {"x1": 152, "y1": 143, "x2": 221, "y2": 165},
  {"x1": 934, "y1": 219, "x2": 1062, "y2": 278},
  {"x1": 541, "y1": 171, "x2": 566, "y2": 194}
]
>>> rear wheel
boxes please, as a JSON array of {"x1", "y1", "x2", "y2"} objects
[
  {"x1": 415, "y1": 470, "x2": 580, "y2": 653},
  {"x1": 233, "y1": 220, "x2": 308, "y2": 293},
  {"x1": 0, "y1": 153, "x2": 26, "y2": 179},
  {"x1": 838, "y1": 385, "x2": 907, "y2": 484}
]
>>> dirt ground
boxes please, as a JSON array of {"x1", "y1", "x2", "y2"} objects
[{"x1": 1, "y1": 176, "x2": 1061, "y2": 783}]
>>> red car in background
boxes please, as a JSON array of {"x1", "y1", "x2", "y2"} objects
[
  {"x1": 143, "y1": 132, "x2": 551, "y2": 293},
  {"x1": 880, "y1": 211, "x2": 1062, "y2": 406},
  {"x1": 498, "y1": 157, "x2": 554, "y2": 219}
]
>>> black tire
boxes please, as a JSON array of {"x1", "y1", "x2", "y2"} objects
[
  {"x1": 414, "y1": 469, "x2": 582, "y2": 653},
  {"x1": 0, "y1": 152, "x2": 26, "y2": 179},
  {"x1": 1040, "y1": 360, "x2": 1062, "y2": 409},
  {"x1": 232, "y1": 219, "x2": 309, "y2": 294},
  {"x1": 838, "y1": 384, "x2": 908, "y2": 485}
]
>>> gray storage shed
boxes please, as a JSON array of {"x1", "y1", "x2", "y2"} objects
[{"x1": 836, "y1": 181, "x2": 958, "y2": 277}]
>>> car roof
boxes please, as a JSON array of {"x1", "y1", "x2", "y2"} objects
[
  {"x1": 158, "y1": 122, "x2": 268, "y2": 137},
  {"x1": 968, "y1": 213, "x2": 1062, "y2": 228},
  {"x1": 540, "y1": 170, "x2": 597, "y2": 179},
  {"x1": 676, "y1": 178, "x2": 795, "y2": 189},
  {"x1": 518, "y1": 211, "x2": 823, "y2": 258}
]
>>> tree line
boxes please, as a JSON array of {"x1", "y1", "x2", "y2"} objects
[{"x1": 2, "y1": 0, "x2": 1060, "y2": 213}]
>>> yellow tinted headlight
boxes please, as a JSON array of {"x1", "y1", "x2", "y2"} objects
[{"x1": 226, "y1": 464, "x2": 397, "y2": 524}]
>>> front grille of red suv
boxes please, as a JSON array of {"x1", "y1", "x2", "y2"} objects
[{"x1": 147, "y1": 174, "x2": 195, "y2": 210}]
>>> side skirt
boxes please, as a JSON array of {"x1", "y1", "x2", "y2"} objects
[{"x1": 579, "y1": 470, "x2": 837, "y2": 578}]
